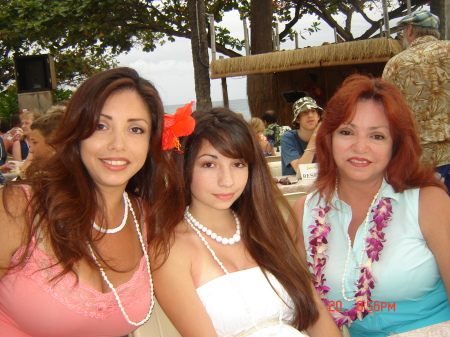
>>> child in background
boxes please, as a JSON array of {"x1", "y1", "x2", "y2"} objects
[
  {"x1": 2, "y1": 114, "x2": 23, "y2": 153},
  {"x1": 12, "y1": 110, "x2": 42, "y2": 161},
  {"x1": 19, "y1": 109, "x2": 65, "y2": 178},
  {"x1": 248, "y1": 117, "x2": 276, "y2": 156}
]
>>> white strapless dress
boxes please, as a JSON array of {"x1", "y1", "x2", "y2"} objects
[{"x1": 196, "y1": 267, "x2": 309, "y2": 337}]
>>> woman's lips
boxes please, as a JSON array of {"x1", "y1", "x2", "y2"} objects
[
  {"x1": 348, "y1": 157, "x2": 371, "y2": 167},
  {"x1": 100, "y1": 158, "x2": 130, "y2": 171},
  {"x1": 213, "y1": 193, "x2": 235, "y2": 201}
]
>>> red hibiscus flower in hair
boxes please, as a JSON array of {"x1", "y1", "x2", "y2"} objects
[{"x1": 162, "y1": 101, "x2": 195, "y2": 151}]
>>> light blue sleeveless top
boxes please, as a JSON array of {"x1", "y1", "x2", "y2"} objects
[{"x1": 303, "y1": 180, "x2": 449, "y2": 336}]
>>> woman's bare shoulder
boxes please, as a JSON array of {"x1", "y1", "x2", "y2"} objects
[
  {"x1": 0, "y1": 185, "x2": 31, "y2": 278},
  {"x1": 151, "y1": 220, "x2": 199, "y2": 266},
  {"x1": 419, "y1": 186, "x2": 450, "y2": 233},
  {"x1": 0, "y1": 185, "x2": 30, "y2": 217},
  {"x1": 292, "y1": 194, "x2": 308, "y2": 219},
  {"x1": 171, "y1": 221, "x2": 205, "y2": 256}
]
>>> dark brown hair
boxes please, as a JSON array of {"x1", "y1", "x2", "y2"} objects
[
  {"x1": 3, "y1": 67, "x2": 184, "y2": 278},
  {"x1": 154, "y1": 108, "x2": 319, "y2": 330},
  {"x1": 314, "y1": 74, "x2": 444, "y2": 202}
]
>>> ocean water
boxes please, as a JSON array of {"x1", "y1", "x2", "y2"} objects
[{"x1": 164, "y1": 98, "x2": 251, "y2": 120}]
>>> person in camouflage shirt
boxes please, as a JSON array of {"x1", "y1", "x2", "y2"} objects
[{"x1": 383, "y1": 9, "x2": 450, "y2": 194}]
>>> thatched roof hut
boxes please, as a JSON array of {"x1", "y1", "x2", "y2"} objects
[{"x1": 210, "y1": 38, "x2": 402, "y2": 126}]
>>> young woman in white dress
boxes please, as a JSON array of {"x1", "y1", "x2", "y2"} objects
[{"x1": 151, "y1": 108, "x2": 341, "y2": 337}]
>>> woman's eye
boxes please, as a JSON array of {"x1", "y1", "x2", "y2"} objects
[
  {"x1": 130, "y1": 126, "x2": 145, "y2": 134},
  {"x1": 234, "y1": 161, "x2": 246, "y2": 168},
  {"x1": 201, "y1": 162, "x2": 215, "y2": 168},
  {"x1": 96, "y1": 123, "x2": 107, "y2": 130},
  {"x1": 339, "y1": 130, "x2": 352, "y2": 135},
  {"x1": 373, "y1": 134, "x2": 385, "y2": 140}
]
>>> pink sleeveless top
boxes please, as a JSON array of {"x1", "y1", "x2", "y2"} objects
[{"x1": 0, "y1": 188, "x2": 152, "y2": 337}]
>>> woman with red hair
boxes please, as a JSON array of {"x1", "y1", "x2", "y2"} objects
[{"x1": 294, "y1": 75, "x2": 450, "y2": 336}]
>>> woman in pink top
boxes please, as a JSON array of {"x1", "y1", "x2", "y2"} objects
[{"x1": 0, "y1": 68, "x2": 184, "y2": 337}]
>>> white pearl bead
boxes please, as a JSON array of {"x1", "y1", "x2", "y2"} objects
[
  {"x1": 92, "y1": 192, "x2": 128, "y2": 234},
  {"x1": 184, "y1": 206, "x2": 241, "y2": 246}
]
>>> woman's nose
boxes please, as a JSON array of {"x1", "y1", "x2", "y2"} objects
[
  {"x1": 218, "y1": 167, "x2": 234, "y2": 187},
  {"x1": 107, "y1": 131, "x2": 126, "y2": 151},
  {"x1": 353, "y1": 136, "x2": 368, "y2": 153}
]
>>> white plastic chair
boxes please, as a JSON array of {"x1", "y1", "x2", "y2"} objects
[
  {"x1": 283, "y1": 192, "x2": 307, "y2": 206},
  {"x1": 268, "y1": 160, "x2": 282, "y2": 177},
  {"x1": 265, "y1": 155, "x2": 281, "y2": 163}
]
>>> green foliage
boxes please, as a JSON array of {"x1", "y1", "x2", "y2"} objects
[
  {"x1": 0, "y1": 87, "x2": 19, "y2": 121},
  {"x1": 0, "y1": 0, "x2": 119, "y2": 90},
  {"x1": 54, "y1": 50, "x2": 118, "y2": 87},
  {"x1": 0, "y1": 87, "x2": 73, "y2": 122},
  {"x1": 53, "y1": 88, "x2": 74, "y2": 103},
  {"x1": 0, "y1": 0, "x2": 430, "y2": 91}
]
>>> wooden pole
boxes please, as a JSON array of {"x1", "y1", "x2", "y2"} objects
[
  {"x1": 382, "y1": 0, "x2": 390, "y2": 37},
  {"x1": 275, "y1": 22, "x2": 280, "y2": 50},
  {"x1": 272, "y1": 30, "x2": 276, "y2": 50},
  {"x1": 209, "y1": 14, "x2": 216, "y2": 61},
  {"x1": 406, "y1": 0, "x2": 411, "y2": 14},
  {"x1": 243, "y1": 17, "x2": 250, "y2": 56},
  {"x1": 219, "y1": 56, "x2": 229, "y2": 108},
  {"x1": 221, "y1": 78, "x2": 229, "y2": 108}
]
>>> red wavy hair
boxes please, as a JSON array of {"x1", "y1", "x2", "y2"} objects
[{"x1": 314, "y1": 75, "x2": 444, "y2": 202}]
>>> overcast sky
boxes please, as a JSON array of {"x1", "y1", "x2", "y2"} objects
[{"x1": 116, "y1": 5, "x2": 409, "y2": 106}]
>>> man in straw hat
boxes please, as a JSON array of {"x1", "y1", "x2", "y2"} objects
[
  {"x1": 280, "y1": 96, "x2": 322, "y2": 175},
  {"x1": 383, "y1": 9, "x2": 450, "y2": 194}
]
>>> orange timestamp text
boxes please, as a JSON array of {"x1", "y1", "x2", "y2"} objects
[{"x1": 328, "y1": 300, "x2": 397, "y2": 312}]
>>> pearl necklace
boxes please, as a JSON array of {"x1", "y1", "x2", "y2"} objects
[
  {"x1": 336, "y1": 187, "x2": 380, "y2": 302},
  {"x1": 87, "y1": 193, "x2": 154, "y2": 326},
  {"x1": 184, "y1": 206, "x2": 241, "y2": 245},
  {"x1": 92, "y1": 192, "x2": 128, "y2": 234}
]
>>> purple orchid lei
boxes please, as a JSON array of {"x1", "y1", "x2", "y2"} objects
[{"x1": 308, "y1": 197, "x2": 393, "y2": 328}]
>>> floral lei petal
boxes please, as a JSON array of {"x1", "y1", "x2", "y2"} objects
[
  {"x1": 308, "y1": 197, "x2": 393, "y2": 328},
  {"x1": 162, "y1": 101, "x2": 196, "y2": 151}
]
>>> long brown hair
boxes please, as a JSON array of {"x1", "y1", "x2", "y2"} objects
[
  {"x1": 3, "y1": 67, "x2": 184, "y2": 277},
  {"x1": 314, "y1": 74, "x2": 444, "y2": 203},
  {"x1": 154, "y1": 108, "x2": 319, "y2": 330}
]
